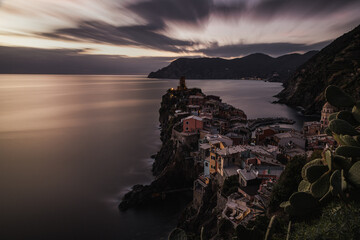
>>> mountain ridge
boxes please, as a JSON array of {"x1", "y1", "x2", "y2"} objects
[
  {"x1": 276, "y1": 24, "x2": 360, "y2": 114},
  {"x1": 148, "y1": 51, "x2": 319, "y2": 82}
]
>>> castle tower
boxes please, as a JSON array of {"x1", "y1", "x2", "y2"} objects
[{"x1": 178, "y1": 76, "x2": 187, "y2": 90}]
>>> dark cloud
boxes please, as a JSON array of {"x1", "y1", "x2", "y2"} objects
[
  {"x1": 200, "y1": 40, "x2": 332, "y2": 57},
  {"x1": 128, "y1": 0, "x2": 245, "y2": 28},
  {"x1": 128, "y1": 0, "x2": 212, "y2": 28},
  {"x1": 0, "y1": 46, "x2": 178, "y2": 74},
  {"x1": 251, "y1": 0, "x2": 359, "y2": 20},
  {"x1": 40, "y1": 21, "x2": 194, "y2": 52}
]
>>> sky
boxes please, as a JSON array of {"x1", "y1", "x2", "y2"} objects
[{"x1": 0, "y1": 0, "x2": 359, "y2": 74}]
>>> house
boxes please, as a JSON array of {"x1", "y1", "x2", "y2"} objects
[
  {"x1": 206, "y1": 95, "x2": 222, "y2": 102},
  {"x1": 255, "y1": 127, "x2": 277, "y2": 144},
  {"x1": 182, "y1": 115, "x2": 203, "y2": 133},
  {"x1": 303, "y1": 121, "x2": 322, "y2": 136},
  {"x1": 320, "y1": 102, "x2": 337, "y2": 128},
  {"x1": 186, "y1": 105, "x2": 201, "y2": 115},
  {"x1": 188, "y1": 95, "x2": 205, "y2": 106},
  {"x1": 256, "y1": 165, "x2": 284, "y2": 181},
  {"x1": 238, "y1": 168, "x2": 258, "y2": 187},
  {"x1": 193, "y1": 176, "x2": 209, "y2": 208},
  {"x1": 215, "y1": 145, "x2": 250, "y2": 176},
  {"x1": 306, "y1": 134, "x2": 336, "y2": 151},
  {"x1": 222, "y1": 192, "x2": 251, "y2": 227},
  {"x1": 273, "y1": 131, "x2": 305, "y2": 149}
]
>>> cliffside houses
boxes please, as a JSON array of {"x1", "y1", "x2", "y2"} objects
[
  {"x1": 182, "y1": 115, "x2": 203, "y2": 133},
  {"x1": 168, "y1": 78, "x2": 323, "y2": 227}
]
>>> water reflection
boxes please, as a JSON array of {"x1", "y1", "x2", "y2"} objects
[{"x1": 0, "y1": 75, "x2": 311, "y2": 240}]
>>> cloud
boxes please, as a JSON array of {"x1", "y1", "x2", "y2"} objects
[
  {"x1": 128, "y1": 0, "x2": 246, "y2": 28},
  {"x1": 40, "y1": 21, "x2": 195, "y2": 52},
  {"x1": 250, "y1": 0, "x2": 360, "y2": 20},
  {"x1": 199, "y1": 40, "x2": 332, "y2": 57},
  {"x1": 128, "y1": 0, "x2": 211, "y2": 29},
  {"x1": 0, "y1": 46, "x2": 178, "y2": 74}
]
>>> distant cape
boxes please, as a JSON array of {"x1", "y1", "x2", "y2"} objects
[{"x1": 148, "y1": 51, "x2": 318, "y2": 82}]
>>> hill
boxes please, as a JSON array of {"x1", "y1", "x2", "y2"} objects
[
  {"x1": 148, "y1": 51, "x2": 318, "y2": 82},
  {"x1": 276, "y1": 24, "x2": 360, "y2": 114}
]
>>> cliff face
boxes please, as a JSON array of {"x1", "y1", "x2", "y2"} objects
[
  {"x1": 148, "y1": 51, "x2": 318, "y2": 82},
  {"x1": 277, "y1": 25, "x2": 360, "y2": 114},
  {"x1": 119, "y1": 88, "x2": 203, "y2": 210}
]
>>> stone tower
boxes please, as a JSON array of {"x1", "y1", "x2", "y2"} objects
[{"x1": 178, "y1": 76, "x2": 187, "y2": 90}]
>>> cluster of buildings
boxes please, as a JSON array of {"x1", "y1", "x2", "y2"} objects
[{"x1": 169, "y1": 78, "x2": 336, "y2": 228}]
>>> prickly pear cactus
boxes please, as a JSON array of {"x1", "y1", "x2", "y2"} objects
[
  {"x1": 168, "y1": 228, "x2": 187, "y2": 240},
  {"x1": 280, "y1": 85, "x2": 360, "y2": 217}
]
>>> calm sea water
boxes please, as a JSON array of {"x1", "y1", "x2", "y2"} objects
[{"x1": 0, "y1": 75, "x2": 310, "y2": 240}]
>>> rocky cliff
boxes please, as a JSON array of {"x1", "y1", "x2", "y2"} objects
[
  {"x1": 277, "y1": 24, "x2": 360, "y2": 114},
  {"x1": 119, "y1": 88, "x2": 203, "y2": 210},
  {"x1": 148, "y1": 51, "x2": 318, "y2": 82}
]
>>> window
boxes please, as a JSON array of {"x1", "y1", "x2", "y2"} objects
[
  {"x1": 185, "y1": 127, "x2": 189, "y2": 131},
  {"x1": 186, "y1": 121, "x2": 189, "y2": 125},
  {"x1": 205, "y1": 162, "x2": 208, "y2": 167}
]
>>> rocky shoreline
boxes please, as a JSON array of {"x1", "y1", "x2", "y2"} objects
[{"x1": 119, "y1": 87, "x2": 204, "y2": 211}]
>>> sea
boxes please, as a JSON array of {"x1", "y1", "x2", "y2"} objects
[{"x1": 0, "y1": 75, "x2": 314, "y2": 240}]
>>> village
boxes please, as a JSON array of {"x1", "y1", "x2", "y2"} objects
[{"x1": 168, "y1": 77, "x2": 337, "y2": 228}]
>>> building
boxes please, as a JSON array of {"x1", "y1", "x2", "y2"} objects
[
  {"x1": 193, "y1": 176, "x2": 209, "y2": 209},
  {"x1": 303, "y1": 121, "x2": 322, "y2": 136},
  {"x1": 182, "y1": 115, "x2": 203, "y2": 133},
  {"x1": 273, "y1": 131, "x2": 305, "y2": 149},
  {"x1": 188, "y1": 95, "x2": 205, "y2": 106},
  {"x1": 320, "y1": 102, "x2": 337, "y2": 128},
  {"x1": 306, "y1": 134, "x2": 336, "y2": 151},
  {"x1": 222, "y1": 193, "x2": 251, "y2": 227},
  {"x1": 255, "y1": 127, "x2": 277, "y2": 144}
]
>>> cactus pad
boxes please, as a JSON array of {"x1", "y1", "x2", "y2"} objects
[
  {"x1": 329, "y1": 112, "x2": 338, "y2": 122},
  {"x1": 305, "y1": 165, "x2": 329, "y2": 183},
  {"x1": 337, "y1": 111, "x2": 359, "y2": 126},
  {"x1": 325, "y1": 85, "x2": 355, "y2": 108},
  {"x1": 352, "y1": 101, "x2": 360, "y2": 123},
  {"x1": 335, "y1": 146, "x2": 360, "y2": 158},
  {"x1": 347, "y1": 161, "x2": 360, "y2": 188},
  {"x1": 298, "y1": 180, "x2": 311, "y2": 192},
  {"x1": 301, "y1": 159, "x2": 323, "y2": 180},
  {"x1": 310, "y1": 171, "x2": 331, "y2": 199},
  {"x1": 330, "y1": 170, "x2": 341, "y2": 196},
  {"x1": 325, "y1": 150, "x2": 333, "y2": 170},
  {"x1": 168, "y1": 228, "x2": 188, "y2": 240},
  {"x1": 333, "y1": 155, "x2": 352, "y2": 171},
  {"x1": 339, "y1": 135, "x2": 360, "y2": 147},
  {"x1": 289, "y1": 192, "x2": 318, "y2": 210},
  {"x1": 280, "y1": 201, "x2": 291, "y2": 208},
  {"x1": 329, "y1": 119, "x2": 359, "y2": 136}
]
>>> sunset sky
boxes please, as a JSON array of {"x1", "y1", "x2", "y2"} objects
[{"x1": 1, "y1": 0, "x2": 359, "y2": 73}]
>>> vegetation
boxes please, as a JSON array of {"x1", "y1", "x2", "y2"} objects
[
  {"x1": 268, "y1": 155, "x2": 306, "y2": 213},
  {"x1": 279, "y1": 86, "x2": 360, "y2": 218},
  {"x1": 262, "y1": 85, "x2": 360, "y2": 240},
  {"x1": 290, "y1": 201, "x2": 360, "y2": 239},
  {"x1": 222, "y1": 175, "x2": 240, "y2": 196}
]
